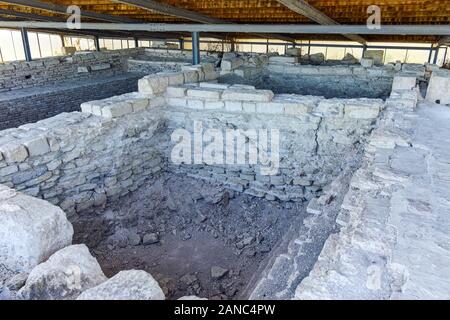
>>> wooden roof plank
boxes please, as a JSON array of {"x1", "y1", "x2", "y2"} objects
[{"x1": 275, "y1": 0, "x2": 366, "y2": 44}]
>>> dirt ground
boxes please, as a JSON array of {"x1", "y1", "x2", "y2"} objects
[{"x1": 73, "y1": 173, "x2": 307, "y2": 300}]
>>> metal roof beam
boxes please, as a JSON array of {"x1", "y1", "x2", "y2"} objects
[{"x1": 0, "y1": 22, "x2": 448, "y2": 36}]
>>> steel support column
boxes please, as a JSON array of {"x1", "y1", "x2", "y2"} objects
[
  {"x1": 179, "y1": 38, "x2": 184, "y2": 50},
  {"x1": 20, "y1": 27, "x2": 32, "y2": 61},
  {"x1": 192, "y1": 31, "x2": 200, "y2": 65},
  {"x1": 94, "y1": 35, "x2": 100, "y2": 51},
  {"x1": 433, "y1": 47, "x2": 439, "y2": 64}
]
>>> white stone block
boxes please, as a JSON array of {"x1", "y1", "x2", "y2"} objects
[
  {"x1": 344, "y1": 99, "x2": 382, "y2": 119},
  {"x1": 90, "y1": 63, "x2": 111, "y2": 71},
  {"x1": 222, "y1": 89, "x2": 274, "y2": 102},
  {"x1": 166, "y1": 86, "x2": 188, "y2": 97},
  {"x1": 101, "y1": 102, "x2": 133, "y2": 118},
  {"x1": 392, "y1": 73, "x2": 417, "y2": 91},
  {"x1": 18, "y1": 244, "x2": 107, "y2": 300},
  {"x1": 221, "y1": 58, "x2": 244, "y2": 71},
  {"x1": 138, "y1": 75, "x2": 169, "y2": 94},
  {"x1": 360, "y1": 58, "x2": 374, "y2": 68},
  {"x1": 0, "y1": 185, "x2": 73, "y2": 272},
  {"x1": 199, "y1": 82, "x2": 230, "y2": 89},
  {"x1": 23, "y1": 136, "x2": 50, "y2": 157},
  {"x1": 256, "y1": 102, "x2": 284, "y2": 114},
  {"x1": 148, "y1": 96, "x2": 165, "y2": 108},
  {"x1": 159, "y1": 72, "x2": 184, "y2": 86},
  {"x1": 426, "y1": 71, "x2": 450, "y2": 105},
  {"x1": 77, "y1": 270, "x2": 165, "y2": 300},
  {"x1": 225, "y1": 101, "x2": 243, "y2": 112},
  {"x1": 204, "y1": 101, "x2": 225, "y2": 110},
  {"x1": 316, "y1": 99, "x2": 344, "y2": 118},
  {"x1": 187, "y1": 99, "x2": 204, "y2": 110},
  {"x1": 167, "y1": 97, "x2": 187, "y2": 108},
  {"x1": 0, "y1": 142, "x2": 28, "y2": 163},
  {"x1": 242, "y1": 102, "x2": 256, "y2": 113},
  {"x1": 269, "y1": 56, "x2": 298, "y2": 64},
  {"x1": 183, "y1": 70, "x2": 199, "y2": 83},
  {"x1": 187, "y1": 88, "x2": 222, "y2": 99}
]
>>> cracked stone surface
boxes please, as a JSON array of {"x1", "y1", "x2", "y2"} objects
[{"x1": 295, "y1": 100, "x2": 450, "y2": 300}]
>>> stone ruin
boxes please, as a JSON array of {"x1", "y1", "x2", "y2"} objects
[{"x1": 1, "y1": 49, "x2": 449, "y2": 300}]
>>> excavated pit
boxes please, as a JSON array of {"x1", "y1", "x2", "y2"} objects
[{"x1": 72, "y1": 173, "x2": 307, "y2": 300}]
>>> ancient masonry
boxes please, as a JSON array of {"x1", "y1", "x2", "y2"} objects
[{"x1": 1, "y1": 49, "x2": 450, "y2": 300}]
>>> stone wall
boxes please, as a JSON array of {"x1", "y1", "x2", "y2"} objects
[
  {"x1": 159, "y1": 77, "x2": 383, "y2": 201},
  {"x1": 0, "y1": 48, "x2": 144, "y2": 91},
  {"x1": 0, "y1": 73, "x2": 143, "y2": 130},
  {"x1": 0, "y1": 102, "x2": 165, "y2": 218},
  {"x1": 0, "y1": 63, "x2": 384, "y2": 216}
]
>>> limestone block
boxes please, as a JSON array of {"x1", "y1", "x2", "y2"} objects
[
  {"x1": 77, "y1": 66, "x2": 90, "y2": 73},
  {"x1": 199, "y1": 82, "x2": 230, "y2": 89},
  {"x1": 256, "y1": 102, "x2": 284, "y2": 114},
  {"x1": 187, "y1": 88, "x2": 222, "y2": 99},
  {"x1": 269, "y1": 56, "x2": 298, "y2": 64},
  {"x1": 0, "y1": 184, "x2": 73, "y2": 272},
  {"x1": 309, "y1": 53, "x2": 325, "y2": 64},
  {"x1": 221, "y1": 58, "x2": 244, "y2": 71},
  {"x1": 426, "y1": 71, "x2": 450, "y2": 105},
  {"x1": 402, "y1": 63, "x2": 426, "y2": 78},
  {"x1": 274, "y1": 94, "x2": 319, "y2": 115},
  {"x1": 392, "y1": 73, "x2": 417, "y2": 91},
  {"x1": 363, "y1": 50, "x2": 384, "y2": 66},
  {"x1": 183, "y1": 70, "x2": 199, "y2": 83},
  {"x1": 187, "y1": 99, "x2": 204, "y2": 110},
  {"x1": 242, "y1": 102, "x2": 256, "y2": 113},
  {"x1": 158, "y1": 71, "x2": 184, "y2": 86},
  {"x1": 224, "y1": 101, "x2": 243, "y2": 112},
  {"x1": 138, "y1": 75, "x2": 169, "y2": 95},
  {"x1": 222, "y1": 89, "x2": 274, "y2": 102},
  {"x1": 204, "y1": 101, "x2": 225, "y2": 110},
  {"x1": 77, "y1": 270, "x2": 165, "y2": 300},
  {"x1": 23, "y1": 136, "x2": 50, "y2": 157},
  {"x1": 18, "y1": 244, "x2": 107, "y2": 300},
  {"x1": 286, "y1": 47, "x2": 302, "y2": 57},
  {"x1": 90, "y1": 63, "x2": 111, "y2": 71},
  {"x1": 344, "y1": 99, "x2": 383, "y2": 119},
  {"x1": 316, "y1": 99, "x2": 344, "y2": 118},
  {"x1": 230, "y1": 84, "x2": 256, "y2": 90},
  {"x1": 360, "y1": 58, "x2": 374, "y2": 68},
  {"x1": 0, "y1": 142, "x2": 28, "y2": 163},
  {"x1": 166, "y1": 86, "x2": 188, "y2": 97},
  {"x1": 101, "y1": 101, "x2": 133, "y2": 118},
  {"x1": 167, "y1": 97, "x2": 187, "y2": 108}
]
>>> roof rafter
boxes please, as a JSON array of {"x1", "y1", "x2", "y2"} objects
[
  {"x1": 112, "y1": 0, "x2": 296, "y2": 43},
  {"x1": 0, "y1": 8, "x2": 182, "y2": 39},
  {"x1": 275, "y1": 0, "x2": 366, "y2": 44}
]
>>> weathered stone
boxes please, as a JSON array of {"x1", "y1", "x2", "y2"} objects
[
  {"x1": 77, "y1": 270, "x2": 165, "y2": 300},
  {"x1": 18, "y1": 244, "x2": 107, "y2": 300},
  {"x1": 211, "y1": 266, "x2": 229, "y2": 279},
  {"x1": 222, "y1": 89, "x2": 274, "y2": 102},
  {"x1": 0, "y1": 185, "x2": 73, "y2": 273}
]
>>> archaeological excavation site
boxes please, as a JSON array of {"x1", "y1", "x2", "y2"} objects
[{"x1": 0, "y1": 0, "x2": 449, "y2": 305}]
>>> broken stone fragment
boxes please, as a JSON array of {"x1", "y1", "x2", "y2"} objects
[
  {"x1": 211, "y1": 266, "x2": 229, "y2": 279},
  {"x1": 5, "y1": 272, "x2": 28, "y2": 291},
  {"x1": 18, "y1": 244, "x2": 107, "y2": 300},
  {"x1": 0, "y1": 184, "x2": 73, "y2": 273},
  {"x1": 143, "y1": 233, "x2": 159, "y2": 245},
  {"x1": 77, "y1": 270, "x2": 165, "y2": 300}
]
